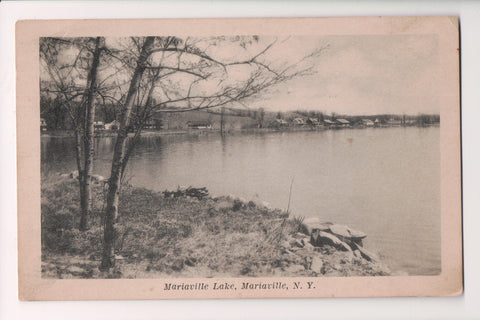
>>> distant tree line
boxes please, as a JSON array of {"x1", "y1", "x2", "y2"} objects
[
  {"x1": 41, "y1": 97, "x2": 440, "y2": 131},
  {"x1": 41, "y1": 97, "x2": 122, "y2": 130}
]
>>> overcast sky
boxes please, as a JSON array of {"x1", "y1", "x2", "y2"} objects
[
  {"x1": 41, "y1": 35, "x2": 440, "y2": 116},
  {"x1": 250, "y1": 34, "x2": 439, "y2": 115}
]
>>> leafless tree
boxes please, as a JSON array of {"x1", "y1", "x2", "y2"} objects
[
  {"x1": 98, "y1": 36, "x2": 324, "y2": 271},
  {"x1": 40, "y1": 37, "x2": 105, "y2": 231}
]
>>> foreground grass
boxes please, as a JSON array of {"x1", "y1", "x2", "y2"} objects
[{"x1": 41, "y1": 177, "x2": 390, "y2": 279}]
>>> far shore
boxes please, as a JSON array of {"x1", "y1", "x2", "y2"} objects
[{"x1": 40, "y1": 123, "x2": 440, "y2": 139}]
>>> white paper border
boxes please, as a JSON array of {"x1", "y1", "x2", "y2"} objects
[{"x1": 1, "y1": 0, "x2": 479, "y2": 319}]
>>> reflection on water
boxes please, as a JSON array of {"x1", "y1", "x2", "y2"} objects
[{"x1": 42, "y1": 127, "x2": 440, "y2": 275}]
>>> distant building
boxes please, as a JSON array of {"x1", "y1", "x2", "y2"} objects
[
  {"x1": 362, "y1": 119, "x2": 374, "y2": 126},
  {"x1": 306, "y1": 118, "x2": 320, "y2": 126},
  {"x1": 292, "y1": 118, "x2": 305, "y2": 126},
  {"x1": 336, "y1": 119, "x2": 350, "y2": 127},
  {"x1": 94, "y1": 121, "x2": 105, "y2": 131},
  {"x1": 104, "y1": 120, "x2": 119, "y2": 131},
  {"x1": 186, "y1": 121, "x2": 212, "y2": 129},
  {"x1": 269, "y1": 119, "x2": 289, "y2": 128},
  {"x1": 144, "y1": 118, "x2": 158, "y2": 129},
  {"x1": 323, "y1": 119, "x2": 335, "y2": 126}
]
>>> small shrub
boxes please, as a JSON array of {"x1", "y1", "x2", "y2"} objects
[
  {"x1": 232, "y1": 199, "x2": 243, "y2": 211},
  {"x1": 288, "y1": 216, "x2": 309, "y2": 235}
]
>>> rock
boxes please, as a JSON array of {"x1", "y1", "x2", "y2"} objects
[
  {"x1": 290, "y1": 239, "x2": 304, "y2": 248},
  {"x1": 303, "y1": 241, "x2": 314, "y2": 250},
  {"x1": 214, "y1": 200, "x2": 232, "y2": 211},
  {"x1": 305, "y1": 223, "x2": 332, "y2": 235},
  {"x1": 353, "y1": 239, "x2": 364, "y2": 247},
  {"x1": 304, "y1": 256, "x2": 312, "y2": 268},
  {"x1": 184, "y1": 257, "x2": 197, "y2": 267},
  {"x1": 327, "y1": 270, "x2": 343, "y2": 277},
  {"x1": 280, "y1": 240, "x2": 291, "y2": 249},
  {"x1": 354, "y1": 245, "x2": 379, "y2": 262},
  {"x1": 247, "y1": 195, "x2": 272, "y2": 209},
  {"x1": 310, "y1": 257, "x2": 324, "y2": 273},
  {"x1": 60, "y1": 171, "x2": 79, "y2": 179},
  {"x1": 67, "y1": 266, "x2": 84, "y2": 274},
  {"x1": 349, "y1": 242, "x2": 378, "y2": 262},
  {"x1": 328, "y1": 224, "x2": 367, "y2": 242},
  {"x1": 237, "y1": 196, "x2": 247, "y2": 204},
  {"x1": 171, "y1": 259, "x2": 184, "y2": 271},
  {"x1": 285, "y1": 264, "x2": 305, "y2": 273},
  {"x1": 293, "y1": 232, "x2": 309, "y2": 239},
  {"x1": 248, "y1": 197, "x2": 271, "y2": 209},
  {"x1": 310, "y1": 230, "x2": 352, "y2": 252},
  {"x1": 69, "y1": 170, "x2": 79, "y2": 179},
  {"x1": 261, "y1": 201, "x2": 271, "y2": 209},
  {"x1": 164, "y1": 186, "x2": 208, "y2": 199},
  {"x1": 303, "y1": 217, "x2": 333, "y2": 234},
  {"x1": 92, "y1": 174, "x2": 106, "y2": 183},
  {"x1": 333, "y1": 264, "x2": 343, "y2": 271},
  {"x1": 185, "y1": 186, "x2": 209, "y2": 199},
  {"x1": 344, "y1": 250, "x2": 354, "y2": 262}
]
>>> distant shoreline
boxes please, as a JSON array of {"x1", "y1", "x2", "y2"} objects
[{"x1": 40, "y1": 123, "x2": 440, "y2": 139}]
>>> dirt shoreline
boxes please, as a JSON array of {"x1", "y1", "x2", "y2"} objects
[{"x1": 41, "y1": 177, "x2": 391, "y2": 279}]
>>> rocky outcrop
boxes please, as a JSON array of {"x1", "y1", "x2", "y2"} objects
[
  {"x1": 278, "y1": 217, "x2": 390, "y2": 276},
  {"x1": 329, "y1": 224, "x2": 366, "y2": 243},
  {"x1": 304, "y1": 218, "x2": 368, "y2": 249},
  {"x1": 204, "y1": 196, "x2": 385, "y2": 275},
  {"x1": 350, "y1": 243, "x2": 379, "y2": 262},
  {"x1": 310, "y1": 230, "x2": 352, "y2": 252}
]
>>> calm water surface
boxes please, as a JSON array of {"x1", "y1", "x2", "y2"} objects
[{"x1": 42, "y1": 127, "x2": 440, "y2": 275}]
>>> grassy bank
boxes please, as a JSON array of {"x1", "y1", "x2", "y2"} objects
[{"x1": 41, "y1": 177, "x2": 390, "y2": 279}]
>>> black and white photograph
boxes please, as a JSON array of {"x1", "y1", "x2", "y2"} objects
[{"x1": 16, "y1": 16, "x2": 462, "y2": 300}]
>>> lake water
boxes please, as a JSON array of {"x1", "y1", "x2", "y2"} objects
[{"x1": 41, "y1": 127, "x2": 441, "y2": 275}]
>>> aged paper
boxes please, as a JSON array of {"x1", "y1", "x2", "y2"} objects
[{"x1": 17, "y1": 17, "x2": 462, "y2": 300}]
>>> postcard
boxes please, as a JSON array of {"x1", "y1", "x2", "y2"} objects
[{"x1": 16, "y1": 16, "x2": 462, "y2": 300}]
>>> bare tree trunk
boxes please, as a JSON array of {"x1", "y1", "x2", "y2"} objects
[
  {"x1": 100, "y1": 37, "x2": 155, "y2": 272},
  {"x1": 79, "y1": 37, "x2": 103, "y2": 231},
  {"x1": 220, "y1": 106, "x2": 225, "y2": 135},
  {"x1": 74, "y1": 127, "x2": 86, "y2": 228},
  {"x1": 120, "y1": 74, "x2": 159, "y2": 182},
  {"x1": 120, "y1": 123, "x2": 144, "y2": 183}
]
